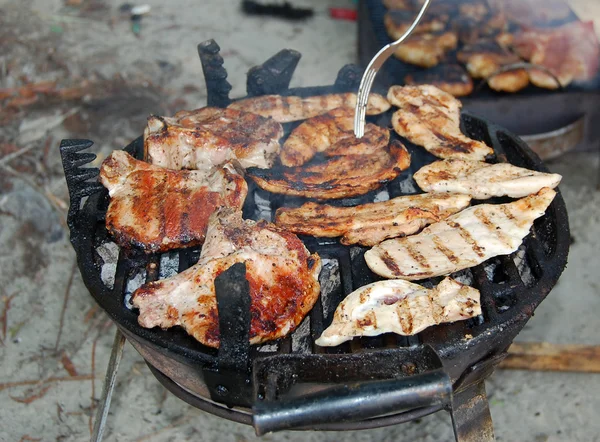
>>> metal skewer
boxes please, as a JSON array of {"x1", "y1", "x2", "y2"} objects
[{"x1": 353, "y1": 0, "x2": 431, "y2": 138}]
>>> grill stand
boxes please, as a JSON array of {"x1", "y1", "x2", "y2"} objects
[{"x1": 451, "y1": 381, "x2": 495, "y2": 442}]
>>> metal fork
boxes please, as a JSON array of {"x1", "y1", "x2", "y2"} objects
[{"x1": 353, "y1": 0, "x2": 432, "y2": 138}]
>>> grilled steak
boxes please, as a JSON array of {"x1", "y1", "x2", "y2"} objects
[
  {"x1": 99, "y1": 151, "x2": 247, "y2": 253},
  {"x1": 144, "y1": 107, "x2": 283, "y2": 171},
  {"x1": 248, "y1": 140, "x2": 411, "y2": 200},
  {"x1": 393, "y1": 32, "x2": 458, "y2": 68},
  {"x1": 404, "y1": 64, "x2": 474, "y2": 97},
  {"x1": 132, "y1": 209, "x2": 322, "y2": 348},
  {"x1": 388, "y1": 85, "x2": 494, "y2": 161},
  {"x1": 316, "y1": 277, "x2": 481, "y2": 346},
  {"x1": 280, "y1": 107, "x2": 390, "y2": 167},
  {"x1": 365, "y1": 188, "x2": 556, "y2": 280},
  {"x1": 414, "y1": 159, "x2": 562, "y2": 199},
  {"x1": 275, "y1": 193, "x2": 471, "y2": 246},
  {"x1": 227, "y1": 93, "x2": 390, "y2": 123}
]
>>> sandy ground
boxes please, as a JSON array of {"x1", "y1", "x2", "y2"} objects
[{"x1": 1, "y1": 1, "x2": 599, "y2": 441}]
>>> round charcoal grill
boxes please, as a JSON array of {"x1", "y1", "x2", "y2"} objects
[{"x1": 60, "y1": 41, "x2": 569, "y2": 440}]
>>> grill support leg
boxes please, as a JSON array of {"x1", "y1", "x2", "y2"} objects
[{"x1": 450, "y1": 381, "x2": 495, "y2": 442}]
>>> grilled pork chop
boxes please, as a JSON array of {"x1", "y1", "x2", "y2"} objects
[
  {"x1": 280, "y1": 107, "x2": 390, "y2": 167},
  {"x1": 388, "y1": 85, "x2": 494, "y2": 161},
  {"x1": 414, "y1": 159, "x2": 562, "y2": 199},
  {"x1": 394, "y1": 32, "x2": 458, "y2": 68},
  {"x1": 227, "y1": 93, "x2": 390, "y2": 123},
  {"x1": 132, "y1": 209, "x2": 321, "y2": 348},
  {"x1": 275, "y1": 193, "x2": 471, "y2": 246},
  {"x1": 99, "y1": 151, "x2": 247, "y2": 253},
  {"x1": 316, "y1": 277, "x2": 481, "y2": 346},
  {"x1": 248, "y1": 140, "x2": 411, "y2": 200},
  {"x1": 365, "y1": 188, "x2": 556, "y2": 280},
  {"x1": 144, "y1": 107, "x2": 283, "y2": 171}
]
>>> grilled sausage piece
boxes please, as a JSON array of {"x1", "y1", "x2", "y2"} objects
[
  {"x1": 414, "y1": 159, "x2": 562, "y2": 199},
  {"x1": 248, "y1": 140, "x2": 411, "y2": 200},
  {"x1": 316, "y1": 277, "x2": 481, "y2": 346},
  {"x1": 365, "y1": 188, "x2": 556, "y2": 280},
  {"x1": 388, "y1": 85, "x2": 494, "y2": 161},
  {"x1": 99, "y1": 151, "x2": 247, "y2": 253},
  {"x1": 228, "y1": 93, "x2": 390, "y2": 123},
  {"x1": 132, "y1": 209, "x2": 321, "y2": 348},
  {"x1": 275, "y1": 193, "x2": 471, "y2": 246}
]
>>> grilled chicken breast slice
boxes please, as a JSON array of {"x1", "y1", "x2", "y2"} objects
[
  {"x1": 414, "y1": 159, "x2": 562, "y2": 199},
  {"x1": 132, "y1": 209, "x2": 321, "y2": 348},
  {"x1": 143, "y1": 107, "x2": 283, "y2": 171},
  {"x1": 248, "y1": 140, "x2": 411, "y2": 200},
  {"x1": 388, "y1": 85, "x2": 494, "y2": 161},
  {"x1": 227, "y1": 93, "x2": 390, "y2": 123},
  {"x1": 99, "y1": 151, "x2": 247, "y2": 253},
  {"x1": 316, "y1": 277, "x2": 481, "y2": 346},
  {"x1": 365, "y1": 188, "x2": 556, "y2": 280},
  {"x1": 280, "y1": 107, "x2": 390, "y2": 167},
  {"x1": 275, "y1": 193, "x2": 471, "y2": 246}
]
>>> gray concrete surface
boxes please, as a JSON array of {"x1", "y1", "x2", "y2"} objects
[{"x1": 1, "y1": 1, "x2": 599, "y2": 441}]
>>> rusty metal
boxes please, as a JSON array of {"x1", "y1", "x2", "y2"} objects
[{"x1": 451, "y1": 381, "x2": 495, "y2": 442}]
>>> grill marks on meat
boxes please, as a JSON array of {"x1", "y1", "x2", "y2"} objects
[
  {"x1": 404, "y1": 64, "x2": 473, "y2": 97},
  {"x1": 457, "y1": 40, "x2": 529, "y2": 92},
  {"x1": 132, "y1": 209, "x2": 321, "y2": 348},
  {"x1": 388, "y1": 85, "x2": 494, "y2": 161},
  {"x1": 315, "y1": 277, "x2": 481, "y2": 346},
  {"x1": 275, "y1": 193, "x2": 471, "y2": 246},
  {"x1": 99, "y1": 151, "x2": 247, "y2": 253},
  {"x1": 511, "y1": 21, "x2": 600, "y2": 89},
  {"x1": 365, "y1": 188, "x2": 556, "y2": 280},
  {"x1": 394, "y1": 32, "x2": 458, "y2": 68},
  {"x1": 144, "y1": 107, "x2": 283, "y2": 171},
  {"x1": 247, "y1": 140, "x2": 411, "y2": 200},
  {"x1": 414, "y1": 159, "x2": 562, "y2": 199},
  {"x1": 280, "y1": 107, "x2": 390, "y2": 167},
  {"x1": 227, "y1": 93, "x2": 390, "y2": 123}
]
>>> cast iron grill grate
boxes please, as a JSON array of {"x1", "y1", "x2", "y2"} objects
[{"x1": 60, "y1": 40, "x2": 569, "y2": 433}]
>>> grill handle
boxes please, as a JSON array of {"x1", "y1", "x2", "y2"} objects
[{"x1": 252, "y1": 369, "x2": 452, "y2": 435}]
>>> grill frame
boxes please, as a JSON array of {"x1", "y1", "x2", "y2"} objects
[{"x1": 60, "y1": 41, "x2": 569, "y2": 431}]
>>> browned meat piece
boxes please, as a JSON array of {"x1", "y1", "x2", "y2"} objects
[
  {"x1": 247, "y1": 140, "x2": 411, "y2": 200},
  {"x1": 365, "y1": 188, "x2": 556, "y2": 280},
  {"x1": 459, "y1": 2, "x2": 488, "y2": 21},
  {"x1": 99, "y1": 151, "x2": 247, "y2": 253},
  {"x1": 404, "y1": 64, "x2": 474, "y2": 97},
  {"x1": 275, "y1": 193, "x2": 471, "y2": 246},
  {"x1": 132, "y1": 209, "x2": 321, "y2": 348},
  {"x1": 388, "y1": 85, "x2": 494, "y2": 161},
  {"x1": 144, "y1": 107, "x2": 283, "y2": 171},
  {"x1": 280, "y1": 107, "x2": 390, "y2": 167},
  {"x1": 512, "y1": 21, "x2": 600, "y2": 89},
  {"x1": 228, "y1": 93, "x2": 390, "y2": 123},
  {"x1": 384, "y1": 10, "x2": 448, "y2": 39},
  {"x1": 383, "y1": 0, "x2": 423, "y2": 10},
  {"x1": 488, "y1": 0, "x2": 573, "y2": 26},
  {"x1": 457, "y1": 40, "x2": 529, "y2": 92},
  {"x1": 394, "y1": 32, "x2": 458, "y2": 68}
]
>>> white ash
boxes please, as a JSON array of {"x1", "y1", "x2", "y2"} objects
[
  {"x1": 349, "y1": 246, "x2": 364, "y2": 261},
  {"x1": 291, "y1": 316, "x2": 312, "y2": 354},
  {"x1": 397, "y1": 177, "x2": 420, "y2": 194},
  {"x1": 513, "y1": 245, "x2": 534, "y2": 286},
  {"x1": 373, "y1": 189, "x2": 389, "y2": 203},
  {"x1": 159, "y1": 251, "x2": 179, "y2": 279},
  {"x1": 97, "y1": 242, "x2": 119, "y2": 289},
  {"x1": 254, "y1": 191, "x2": 272, "y2": 221},
  {"x1": 319, "y1": 258, "x2": 341, "y2": 320},
  {"x1": 257, "y1": 343, "x2": 278, "y2": 352},
  {"x1": 450, "y1": 269, "x2": 474, "y2": 286},
  {"x1": 482, "y1": 260, "x2": 497, "y2": 282},
  {"x1": 124, "y1": 270, "x2": 146, "y2": 310}
]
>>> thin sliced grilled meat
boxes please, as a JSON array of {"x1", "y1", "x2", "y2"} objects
[
  {"x1": 394, "y1": 32, "x2": 458, "y2": 68},
  {"x1": 280, "y1": 107, "x2": 390, "y2": 167},
  {"x1": 227, "y1": 93, "x2": 390, "y2": 123},
  {"x1": 316, "y1": 277, "x2": 481, "y2": 346},
  {"x1": 404, "y1": 64, "x2": 474, "y2": 97},
  {"x1": 275, "y1": 193, "x2": 471, "y2": 246},
  {"x1": 365, "y1": 188, "x2": 556, "y2": 280},
  {"x1": 143, "y1": 107, "x2": 283, "y2": 171},
  {"x1": 132, "y1": 208, "x2": 321, "y2": 348},
  {"x1": 388, "y1": 85, "x2": 494, "y2": 161},
  {"x1": 99, "y1": 151, "x2": 247, "y2": 253},
  {"x1": 248, "y1": 140, "x2": 411, "y2": 200},
  {"x1": 414, "y1": 159, "x2": 562, "y2": 199},
  {"x1": 384, "y1": 10, "x2": 448, "y2": 40}
]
